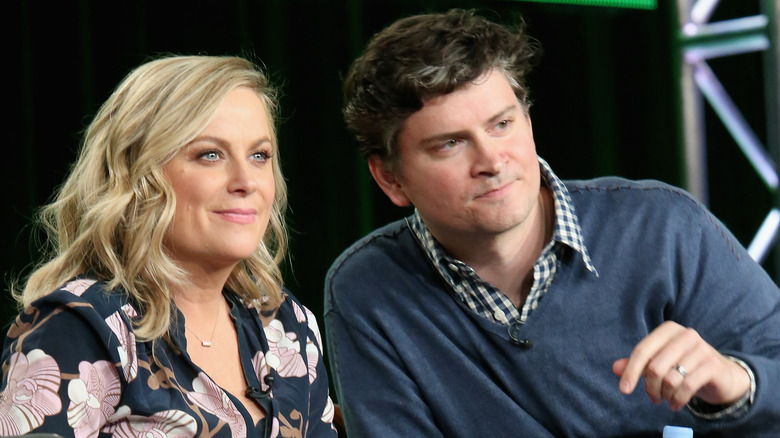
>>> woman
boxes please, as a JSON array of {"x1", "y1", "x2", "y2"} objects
[{"x1": 0, "y1": 55, "x2": 337, "y2": 437}]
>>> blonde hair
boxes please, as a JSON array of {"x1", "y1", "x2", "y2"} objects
[{"x1": 15, "y1": 55, "x2": 288, "y2": 341}]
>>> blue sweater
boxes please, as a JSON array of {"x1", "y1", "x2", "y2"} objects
[{"x1": 324, "y1": 177, "x2": 780, "y2": 437}]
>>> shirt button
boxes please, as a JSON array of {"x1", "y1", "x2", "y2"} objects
[{"x1": 493, "y1": 310, "x2": 508, "y2": 323}]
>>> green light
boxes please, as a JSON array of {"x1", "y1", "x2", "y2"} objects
[{"x1": 513, "y1": 0, "x2": 657, "y2": 9}]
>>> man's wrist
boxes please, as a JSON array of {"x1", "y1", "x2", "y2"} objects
[{"x1": 688, "y1": 356, "x2": 755, "y2": 420}]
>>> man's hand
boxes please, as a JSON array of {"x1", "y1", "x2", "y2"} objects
[{"x1": 612, "y1": 321, "x2": 750, "y2": 411}]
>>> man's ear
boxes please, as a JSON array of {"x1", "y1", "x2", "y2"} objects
[{"x1": 367, "y1": 155, "x2": 412, "y2": 207}]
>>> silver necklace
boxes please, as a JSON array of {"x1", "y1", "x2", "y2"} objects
[{"x1": 185, "y1": 304, "x2": 221, "y2": 348}]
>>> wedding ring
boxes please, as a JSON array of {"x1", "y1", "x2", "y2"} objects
[{"x1": 674, "y1": 364, "x2": 688, "y2": 378}]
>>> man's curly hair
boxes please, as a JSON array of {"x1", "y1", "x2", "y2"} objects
[{"x1": 343, "y1": 9, "x2": 540, "y2": 167}]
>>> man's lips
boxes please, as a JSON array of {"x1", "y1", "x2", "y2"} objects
[{"x1": 476, "y1": 181, "x2": 514, "y2": 199}]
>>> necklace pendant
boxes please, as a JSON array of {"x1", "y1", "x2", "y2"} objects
[{"x1": 201, "y1": 340, "x2": 212, "y2": 347}]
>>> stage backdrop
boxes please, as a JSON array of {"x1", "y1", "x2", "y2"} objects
[{"x1": 5, "y1": 0, "x2": 772, "y2": 390}]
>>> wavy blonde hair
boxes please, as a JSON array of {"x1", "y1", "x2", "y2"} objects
[{"x1": 15, "y1": 55, "x2": 288, "y2": 341}]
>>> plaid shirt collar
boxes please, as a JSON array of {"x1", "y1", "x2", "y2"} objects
[{"x1": 408, "y1": 156, "x2": 598, "y2": 277}]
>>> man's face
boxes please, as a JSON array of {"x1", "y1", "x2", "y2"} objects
[{"x1": 371, "y1": 69, "x2": 541, "y2": 248}]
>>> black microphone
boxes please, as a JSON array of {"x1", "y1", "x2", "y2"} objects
[
  {"x1": 508, "y1": 322, "x2": 533, "y2": 349},
  {"x1": 263, "y1": 374, "x2": 275, "y2": 389},
  {"x1": 246, "y1": 386, "x2": 264, "y2": 398},
  {"x1": 246, "y1": 374, "x2": 275, "y2": 399},
  {"x1": 509, "y1": 337, "x2": 533, "y2": 349}
]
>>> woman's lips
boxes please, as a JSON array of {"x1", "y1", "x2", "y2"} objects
[{"x1": 215, "y1": 209, "x2": 257, "y2": 224}]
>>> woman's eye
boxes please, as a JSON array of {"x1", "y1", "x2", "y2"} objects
[
  {"x1": 251, "y1": 151, "x2": 271, "y2": 162},
  {"x1": 199, "y1": 150, "x2": 221, "y2": 161}
]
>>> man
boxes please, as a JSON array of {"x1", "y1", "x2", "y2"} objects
[{"x1": 324, "y1": 9, "x2": 780, "y2": 437}]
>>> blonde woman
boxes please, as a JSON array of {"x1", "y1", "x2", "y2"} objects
[{"x1": 0, "y1": 55, "x2": 336, "y2": 437}]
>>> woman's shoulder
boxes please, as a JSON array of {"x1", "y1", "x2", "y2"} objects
[
  {"x1": 4, "y1": 276, "x2": 141, "y2": 380},
  {"x1": 278, "y1": 289, "x2": 318, "y2": 324},
  {"x1": 9, "y1": 276, "x2": 140, "y2": 348},
  {"x1": 268, "y1": 290, "x2": 324, "y2": 345},
  {"x1": 31, "y1": 276, "x2": 136, "y2": 319}
]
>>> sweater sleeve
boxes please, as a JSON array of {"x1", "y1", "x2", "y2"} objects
[
  {"x1": 324, "y1": 224, "x2": 449, "y2": 437},
  {"x1": 324, "y1": 304, "x2": 445, "y2": 438},
  {"x1": 668, "y1": 194, "x2": 780, "y2": 435}
]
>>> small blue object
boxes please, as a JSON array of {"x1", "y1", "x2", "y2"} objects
[{"x1": 663, "y1": 425, "x2": 693, "y2": 438}]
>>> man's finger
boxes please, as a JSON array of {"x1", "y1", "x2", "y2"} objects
[{"x1": 618, "y1": 322, "x2": 684, "y2": 394}]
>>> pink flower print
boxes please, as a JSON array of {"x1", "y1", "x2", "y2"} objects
[
  {"x1": 0, "y1": 349, "x2": 62, "y2": 435},
  {"x1": 291, "y1": 300, "x2": 306, "y2": 323},
  {"x1": 120, "y1": 304, "x2": 138, "y2": 319},
  {"x1": 263, "y1": 320, "x2": 307, "y2": 378},
  {"x1": 321, "y1": 396, "x2": 335, "y2": 426},
  {"x1": 103, "y1": 405, "x2": 131, "y2": 429},
  {"x1": 187, "y1": 373, "x2": 246, "y2": 438},
  {"x1": 105, "y1": 311, "x2": 138, "y2": 382},
  {"x1": 104, "y1": 408, "x2": 197, "y2": 438},
  {"x1": 303, "y1": 307, "x2": 323, "y2": 352},
  {"x1": 66, "y1": 360, "x2": 121, "y2": 438},
  {"x1": 251, "y1": 352, "x2": 273, "y2": 395},
  {"x1": 305, "y1": 341, "x2": 319, "y2": 384},
  {"x1": 61, "y1": 279, "x2": 97, "y2": 297},
  {"x1": 301, "y1": 306, "x2": 325, "y2": 384}
]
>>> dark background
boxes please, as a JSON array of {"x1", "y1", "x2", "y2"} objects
[{"x1": 4, "y1": 0, "x2": 774, "y2": 395}]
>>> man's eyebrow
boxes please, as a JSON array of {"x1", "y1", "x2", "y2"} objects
[
  {"x1": 487, "y1": 104, "x2": 519, "y2": 124},
  {"x1": 418, "y1": 104, "x2": 519, "y2": 145},
  {"x1": 419, "y1": 130, "x2": 470, "y2": 146}
]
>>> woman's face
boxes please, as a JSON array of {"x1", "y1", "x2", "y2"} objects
[{"x1": 163, "y1": 86, "x2": 276, "y2": 275}]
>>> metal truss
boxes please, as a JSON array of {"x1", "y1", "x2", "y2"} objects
[{"x1": 676, "y1": 0, "x2": 780, "y2": 267}]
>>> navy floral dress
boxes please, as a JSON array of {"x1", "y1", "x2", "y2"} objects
[{"x1": 0, "y1": 277, "x2": 337, "y2": 437}]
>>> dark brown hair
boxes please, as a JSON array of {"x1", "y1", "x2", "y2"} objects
[{"x1": 343, "y1": 9, "x2": 540, "y2": 166}]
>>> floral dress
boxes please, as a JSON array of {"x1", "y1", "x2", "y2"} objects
[{"x1": 0, "y1": 277, "x2": 337, "y2": 437}]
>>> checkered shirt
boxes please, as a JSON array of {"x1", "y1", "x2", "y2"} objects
[{"x1": 407, "y1": 157, "x2": 598, "y2": 326}]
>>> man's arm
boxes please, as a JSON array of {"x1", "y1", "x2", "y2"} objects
[
  {"x1": 324, "y1": 306, "x2": 445, "y2": 437},
  {"x1": 609, "y1": 188, "x2": 780, "y2": 432}
]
